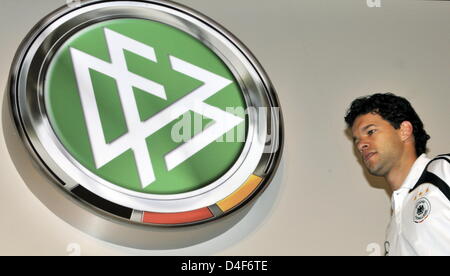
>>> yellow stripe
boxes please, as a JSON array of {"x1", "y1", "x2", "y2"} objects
[{"x1": 217, "y1": 175, "x2": 263, "y2": 212}]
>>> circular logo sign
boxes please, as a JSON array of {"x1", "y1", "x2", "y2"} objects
[
  {"x1": 9, "y1": 0, "x2": 283, "y2": 228},
  {"x1": 414, "y1": 197, "x2": 431, "y2": 223}
]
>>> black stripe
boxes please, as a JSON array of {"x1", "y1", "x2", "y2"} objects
[
  {"x1": 71, "y1": 185, "x2": 133, "y2": 219},
  {"x1": 410, "y1": 171, "x2": 450, "y2": 203},
  {"x1": 437, "y1": 153, "x2": 450, "y2": 160},
  {"x1": 430, "y1": 157, "x2": 450, "y2": 166}
]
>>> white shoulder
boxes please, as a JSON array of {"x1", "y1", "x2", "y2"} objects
[
  {"x1": 409, "y1": 154, "x2": 450, "y2": 202},
  {"x1": 427, "y1": 154, "x2": 450, "y2": 186}
]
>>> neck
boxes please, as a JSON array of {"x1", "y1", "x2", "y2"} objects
[{"x1": 385, "y1": 150, "x2": 418, "y2": 192}]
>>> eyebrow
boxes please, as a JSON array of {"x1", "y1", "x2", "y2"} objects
[
  {"x1": 361, "y1": 124, "x2": 377, "y2": 132},
  {"x1": 352, "y1": 124, "x2": 377, "y2": 143}
]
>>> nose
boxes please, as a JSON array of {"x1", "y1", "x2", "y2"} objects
[{"x1": 357, "y1": 140, "x2": 369, "y2": 153}]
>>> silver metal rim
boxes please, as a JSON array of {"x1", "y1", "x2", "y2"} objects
[{"x1": 10, "y1": 0, "x2": 282, "y2": 223}]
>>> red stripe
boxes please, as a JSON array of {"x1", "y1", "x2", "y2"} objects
[{"x1": 143, "y1": 207, "x2": 213, "y2": 225}]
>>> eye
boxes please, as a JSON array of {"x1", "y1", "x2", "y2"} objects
[{"x1": 367, "y1": 129, "x2": 376, "y2": 136}]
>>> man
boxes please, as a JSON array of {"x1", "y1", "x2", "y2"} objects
[{"x1": 344, "y1": 93, "x2": 450, "y2": 256}]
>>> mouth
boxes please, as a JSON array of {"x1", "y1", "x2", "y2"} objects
[{"x1": 363, "y1": 152, "x2": 377, "y2": 162}]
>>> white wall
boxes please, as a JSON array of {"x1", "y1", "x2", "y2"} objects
[{"x1": 0, "y1": 0, "x2": 449, "y2": 256}]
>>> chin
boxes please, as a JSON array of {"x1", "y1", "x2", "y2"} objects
[
  {"x1": 367, "y1": 165, "x2": 387, "y2": 177},
  {"x1": 368, "y1": 170, "x2": 384, "y2": 177}
]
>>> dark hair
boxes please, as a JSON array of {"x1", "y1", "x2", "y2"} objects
[{"x1": 344, "y1": 93, "x2": 430, "y2": 156}]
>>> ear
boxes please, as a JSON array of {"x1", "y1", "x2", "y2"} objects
[{"x1": 399, "y1": 121, "x2": 414, "y2": 142}]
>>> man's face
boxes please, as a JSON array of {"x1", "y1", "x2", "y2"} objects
[{"x1": 351, "y1": 113, "x2": 404, "y2": 177}]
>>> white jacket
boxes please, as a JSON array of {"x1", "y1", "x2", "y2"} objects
[{"x1": 386, "y1": 154, "x2": 450, "y2": 256}]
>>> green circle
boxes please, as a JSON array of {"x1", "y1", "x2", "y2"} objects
[{"x1": 45, "y1": 19, "x2": 247, "y2": 195}]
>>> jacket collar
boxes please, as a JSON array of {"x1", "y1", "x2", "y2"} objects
[{"x1": 397, "y1": 154, "x2": 430, "y2": 191}]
